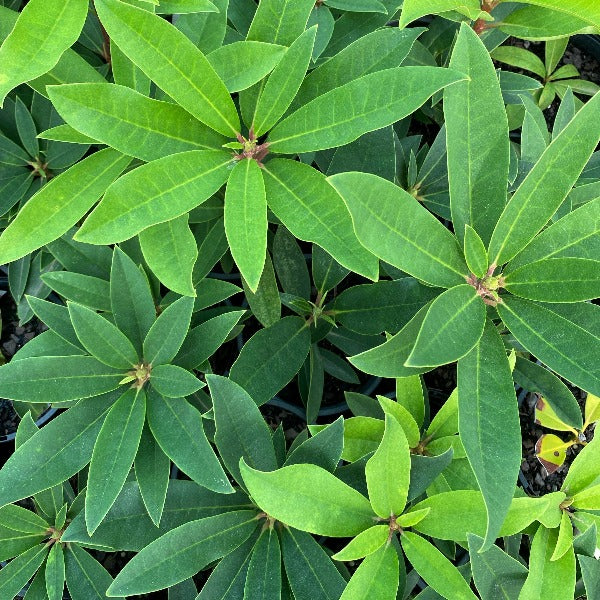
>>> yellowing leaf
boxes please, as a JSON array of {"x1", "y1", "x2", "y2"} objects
[
  {"x1": 535, "y1": 396, "x2": 577, "y2": 433},
  {"x1": 535, "y1": 433, "x2": 572, "y2": 474}
]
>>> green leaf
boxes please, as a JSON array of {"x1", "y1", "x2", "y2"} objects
[
  {"x1": 467, "y1": 534, "x2": 528, "y2": 600},
  {"x1": 401, "y1": 531, "x2": 477, "y2": 600},
  {"x1": 0, "y1": 0, "x2": 88, "y2": 105},
  {"x1": 506, "y1": 197, "x2": 600, "y2": 269},
  {"x1": 406, "y1": 285, "x2": 486, "y2": 368},
  {"x1": 332, "y1": 525, "x2": 389, "y2": 561},
  {"x1": 293, "y1": 28, "x2": 424, "y2": 108},
  {"x1": 64, "y1": 544, "x2": 113, "y2": 600},
  {"x1": 340, "y1": 544, "x2": 398, "y2": 600},
  {"x1": 263, "y1": 159, "x2": 379, "y2": 280},
  {"x1": 225, "y1": 158, "x2": 267, "y2": 293},
  {"x1": 0, "y1": 504, "x2": 49, "y2": 561},
  {"x1": 0, "y1": 544, "x2": 48, "y2": 599},
  {"x1": 0, "y1": 393, "x2": 117, "y2": 507},
  {"x1": 85, "y1": 388, "x2": 146, "y2": 534},
  {"x1": 27, "y1": 296, "x2": 81, "y2": 348},
  {"x1": 144, "y1": 296, "x2": 194, "y2": 366},
  {"x1": 0, "y1": 149, "x2": 130, "y2": 264},
  {"x1": 207, "y1": 41, "x2": 286, "y2": 93},
  {"x1": 134, "y1": 423, "x2": 170, "y2": 526},
  {"x1": 246, "y1": 0, "x2": 315, "y2": 45},
  {"x1": 147, "y1": 389, "x2": 232, "y2": 493},
  {"x1": 503, "y1": 257, "x2": 600, "y2": 302},
  {"x1": 68, "y1": 302, "x2": 139, "y2": 369},
  {"x1": 95, "y1": 0, "x2": 239, "y2": 135},
  {"x1": 110, "y1": 247, "x2": 156, "y2": 356},
  {"x1": 47, "y1": 83, "x2": 227, "y2": 161},
  {"x1": 518, "y1": 526, "x2": 575, "y2": 600},
  {"x1": 457, "y1": 320, "x2": 521, "y2": 551},
  {"x1": 240, "y1": 461, "x2": 375, "y2": 537},
  {"x1": 399, "y1": 0, "x2": 481, "y2": 27},
  {"x1": 42, "y1": 272, "x2": 111, "y2": 312},
  {"x1": 551, "y1": 510, "x2": 574, "y2": 561},
  {"x1": 365, "y1": 414, "x2": 410, "y2": 518},
  {"x1": 464, "y1": 226, "x2": 489, "y2": 279},
  {"x1": 139, "y1": 215, "x2": 198, "y2": 297},
  {"x1": 252, "y1": 27, "x2": 316, "y2": 136},
  {"x1": 230, "y1": 316, "x2": 311, "y2": 406},
  {"x1": 280, "y1": 527, "x2": 346, "y2": 600},
  {"x1": 244, "y1": 528, "x2": 281, "y2": 600},
  {"x1": 0, "y1": 356, "x2": 122, "y2": 402},
  {"x1": 45, "y1": 543, "x2": 65, "y2": 600},
  {"x1": 284, "y1": 417, "x2": 344, "y2": 472},
  {"x1": 497, "y1": 298, "x2": 600, "y2": 396},
  {"x1": 76, "y1": 150, "x2": 232, "y2": 245},
  {"x1": 488, "y1": 90, "x2": 600, "y2": 266},
  {"x1": 268, "y1": 67, "x2": 465, "y2": 154},
  {"x1": 208, "y1": 375, "x2": 277, "y2": 487},
  {"x1": 579, "y1": 555, "x2": 600, "y2": 600},
  {"x1": 514, "y1": 357, "x2": 582, "y2": 429},
  {"x1": 107, "y1": 511, "x2": 259, "y2": 596},
  {"x1": 156, "y1": 0, "x2": 218, "y2": 13},
  {"x1": 349, "y1": 303, "x2": 432, "y2": 378},
  {"x1": 325, "y1": 0, "x2": 388, "y2": 12},
  {"x1": 445, "y1": 24, "x2": 509, "y2": 247},
  {"x1": 329, "y1": 172, "x2": 467, "y2": 287},
  {"x1": 150, "y1": 364, "x2": 203, "y2": 398},
  {"x1": 491, "y1": 46, "x2": 547, "y2": 79},
  {"x1": 174, "y1": 310, "x2": 245, "y2": 370}
]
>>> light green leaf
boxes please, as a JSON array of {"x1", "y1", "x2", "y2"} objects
[
  {"x1": 76, "y1": 150, "x2": 232, "y2": 245},
  {"x1": 488, "y1": 90, "x2": 600, "y2": 266},
  {"x1": 144, "y1": 296, "x2": 194, "y2": 366},
  {"x1": 377, "y1": 396, "x2": 421, "y2": 448},
  {"x1": 457, "y1": 320, "x2": 522, "y2": 551},
  {"x1": 230, "y1": 316, "x2": 311, "y2": 405},
  {"x1": 45, "y1": 542, "x2": 65, "y2": 600},
  {"x1": 0, "y1": 149, "x2": 130, "y2": 264},
  {"x1": 268, "y1": 67, "x2": 465, "y2": 154},
  {"x1": 551, "y1": 510, "x2": 574, "y2": 561},
  {"x1": 0, "y1": 356, "x2": 122, "y2": 403},
  {"x1": 0, "y1": 0, "x2": 88, "y2": 105},
  {"x1": 263, "y1": 159, "x2": 379, "y2": 281},
  {"x1": 207, "y1": 41, "x2": 285, "y2": 92},
  {"x1": 401, "y1": 531, "x2": 477, "y2": 599},
  {"x1": 464, "y1": 225, "x2": 489, "y2": 279},
  {"x1": 86, "y1": 388, "x2": 146, "y2": 535},
  {"x1": 497, "y1": 298, "x2": 600, "y2": 396},
  {"x1": 0, "y1": 393, "x2": 116, "y2": 508},
  {"x1": 139, "y1": 215, "x2": 198, "y2": 297},
  {"x1": 106, "y1": 511, "x2": 259, "y2": 596},
  {"x1": 339, "y1": 544, "x2": 399, "y2": 600},
  {"x1": 329, "y1": 172, "x2": 468, "y2": 287},
  {"x1": 399, "y1": 0, "x2": 481, "y2": 27},
  {"x1": 48, "y1": 83, "x2": 227, "y2": 161},
  {"x1": 331, "y1": 525, "x2": 389, "y2": 561},
  {"x1": 156, "y1": 0, "x2": 218, "y2": 13},
  {"x1": 252, "y1": 27, "x2": 316, "y2": 136},
  {"x1": 95, "y1": 0, "x2": 239, "y2": 135},
  {"x1": 518, "y1": 526, "x2": 575, "y2": 600},
  {"x1": 562, "y1": 433, "x2": 600, "y2": 496},
  {"x1": 365, "y1": 414, "x2": 410, "y2": 518},
  {"x1": 406, "y1": 285, "x2": 486, "y2": 368},
  {"x1": 225, "y1": 158, "x2": 267, "y2": 293},
  {"x1": 491, "y1": 46, "x2": 547, "y2": 79},
  {"x1": 68, "y1": 302, "x2": 139, "y2": 369},
  {"x1": 246, "y1": 0, "x2": 315, "y2": 45},
  {"x1": 240, "y1": 461, "x2": 375, "y2": 537},
  {"x1": 503, "y1": 257, "x2": 600, "y2": 302},
  {"x1": 147, "y1": 389, "x2": 233, "y2": 493},
  {"x1": 445, "y1": 24, "x2": 510, "y2": 246},
  {"x1": 517, "y1": 0, "x2": 600, "y2": 30}
]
